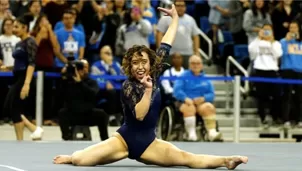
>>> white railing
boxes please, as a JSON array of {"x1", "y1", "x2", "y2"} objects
[
  {"x1": 198, "y1": 30, "x2": 212, "y2": 61},
  {"x1": 225, "y1": 56, "x2": 249, "y2": 112}
]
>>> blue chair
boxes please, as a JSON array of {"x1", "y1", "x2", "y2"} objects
[
  {"x1": 199, "y1": 16, "x2": 210, "y2": 33},
  {"x1": 222, "y1": 31, "x2": 233, "y2": 43},
  {"x1": 234, "y1": 44, "x2": 249, "y2": 62}
]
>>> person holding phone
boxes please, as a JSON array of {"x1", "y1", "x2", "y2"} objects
[
  {"x1": 248, "y1": 23, "x2": 283, "y2": 128},
  {"x1": 279, "y1": 20, "x2": 302, "y2": 129}
]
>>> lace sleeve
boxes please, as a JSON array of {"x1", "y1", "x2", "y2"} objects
[
  {"x1": 122, "y1": 80, "x2": 143, "y2": 115},
  {"x1": 26, "y1": 37, "x2": 37, "y2": 67},
  {"x1": 154, "y1": 43, "x2": 172, "y2": 78}
]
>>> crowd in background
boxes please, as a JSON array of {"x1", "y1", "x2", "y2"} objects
[{"x1": 0, "y1": 0, "x2": 302, "y2": 140}]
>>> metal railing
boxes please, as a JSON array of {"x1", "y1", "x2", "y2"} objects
[
  {"x1": 198, "y1": 30, "x2": 212, "y2": 62},
  {"x1": 225, "y1": 56, "x2": 249, "y2": 111}
]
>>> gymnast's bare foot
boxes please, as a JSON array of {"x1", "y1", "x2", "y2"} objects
[
  {"x1": 225, "y1": 156, "x2": 248, "y2": 170},
  {"x1": 53, "y1": 155, "x2": 72, "y2": 164}
]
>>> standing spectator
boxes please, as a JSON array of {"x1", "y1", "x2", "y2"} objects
[
  {"x1": 91, "y1": 45, "x2": 123, "y2": 126},
  {"x1": 0, "y1": 18, "x2": 20, "y2": 123},
  {"x1": 43, "y1": 0, "x2": 70, "y2": 29},
  {"x1": 54, "y1": 9, "x2": 85, "y2": 70},
  {"x1": 0, "y1": 0, "x2": 14, "y2": 34},
  {"x1": 279, "y1": 21, "x2": 302, "y2": 128},
  {"x1": 228, "y1": 0, "x2": 250, "y2": 44},
  {"x1": 115, "y1": 7, "x2": 152, "y2": 57},
  {"x1": 243, "y1": 0, "x2": 271, "y2": 44},
  {"x1": 10, "y1": 0, "x2": 30, "y2": 18},
  {"x1": 54, "y1": 6, "x2": 85, "y2": 34},
  {"x1": 28, "y1": 0, "x2": 42, "y2": 32},
  {"x1": 31, "y1": 14, "x2": 64, "y2": 126},
  {"x1": 156, "y1": 0, "x2": 200, "y2": 69},
  {"x1": 271, "y1": 0, "x2": 297, "y2": 41},
  {"x1": 208, "y1": 0, "x2": 230, "y2": 32},
  {"x1": 114, "y1": 0, "x2": 127, "y2": 21},
  {"x1": 248, "y1": 24, "x2": 283, "y2": 128}
]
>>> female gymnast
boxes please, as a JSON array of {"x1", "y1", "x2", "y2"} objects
[
  {"x1": 3, "y1": 13, "x2": 44, "y2": 141},
  {"x1": 53, "y1": 5, "x2": 248, "y2": 170}
]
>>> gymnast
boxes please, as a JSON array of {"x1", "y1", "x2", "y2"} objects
[{"x1": 53, "y1": 5, "x2": 248, "y2": 170}]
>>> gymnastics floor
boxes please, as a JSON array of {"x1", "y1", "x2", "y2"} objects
[{"x1": 0, "y1": 141, "x2": 300, "y2": 171}]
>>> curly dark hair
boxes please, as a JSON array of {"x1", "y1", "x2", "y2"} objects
[{"x1": 122, "y1": 45, "x2": 161, "y2": 78}]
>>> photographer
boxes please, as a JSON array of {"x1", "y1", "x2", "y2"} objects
[{"x1": 59, "y1": 59, "x2": 109, "y2": 141}]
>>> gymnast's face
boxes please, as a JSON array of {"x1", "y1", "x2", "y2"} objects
[
  {"x1": 13, "y1": 21, "x2": 26, "y2": 37},
  {"x1": 131, "y1": 51, "x2": 150, "y2": 81}
]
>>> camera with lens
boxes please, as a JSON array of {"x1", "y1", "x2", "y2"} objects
[{"x1": 64, "y1": 56, "x2": 84, "y2": 79}]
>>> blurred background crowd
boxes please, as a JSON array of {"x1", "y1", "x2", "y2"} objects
[{"x1": 1, "y1": 0, "x2": 302, "y2": 141}]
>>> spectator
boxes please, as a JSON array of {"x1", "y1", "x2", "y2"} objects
[
  {"x1": 59, "y1": 59, "x2": 109, "y2": 141},
  {"x1": 248, "y1": 24, "x2": 283, "y2": 128},
  {"x1": 43, "y1": 0, "x2": 70, "y2": 29},
  {"x1": 279, "y1": 20, "x2": 302, "y2": 128},
  {"x1": 91, "y1": 45, "x2": 123, "y2": 126},
  {"x1": 133, "y1": 0, "x2": 158, "y2": 50},
  {"x1": 115, "y1": 7, "x2": 152, "y2": 57},
  {"x1": 228, "y1": 0, "x2": 250, "y2": 44},
  {"x1": 54, "y1": 9, "x2": 85, "y2": 70},
  {"x1": 0, "y1": 18, "x2": 21, "y2": 71},
  {"x1": 173, "y1": 55, "x2": 222, "y2": 142},
  {"x1": 271, "y1": 0, "x2": 297, "y2": 41},
  {"x1": 54, "y1": 5, "x2": 85, "y2": 34},
  {"x1": 161, "y1": 52, "x2": 185, "y2": 100},
  {"x1": 243, "y1": 0, "x2": 271, "y2": 44},
  {"x1": 208, "y1": 0, "x2": 230, "y2": 32},
  {"x1": 28, "y1": 0, "x2": 42, "y2": 32},
  {"x1": 31, "y1": 14, "x2": 64, "y2": 126},
  {"x1": 0, "y1": 0, "x2": 14, "y2": 34},
  {"x1": 0, "y1": 18, "x2": 20, "y2": 123},
  {"x1": 10, "y1": 0, "x2": 30, "y2": 18},
  {"x1": 93, "y1": 0, "x2": 121, "y2": 57},
  {"x1": 156, "y1": 0, "x2": 200, "y2": 69},
  {"x1": 115, "y1": 0, "x2": 127, "y2": 19}
]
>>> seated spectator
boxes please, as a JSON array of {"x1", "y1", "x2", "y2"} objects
[
  {"x1": 54, "y1": 5, "x2": 85, "y2": 34},
  {"x1": 279, "y1": 20, "x2": 302, "y2": 128},
  {"x1": 156, "y1": 0, "x2": 200, "y2": 69},
  {"x1": 161, "y1": 52, "x2": 185, "y2": 101},
  {"x1": 115, "y1": 7, "x2": 152, "y2": 57},
  {"x1": 59, "y1": 59, "x2": 109, "y2": 141},
  {"x1": 54, "y1": 9, "x2": 85, "y2": 70},
  {"x1": 173, "y1": 55, "x2": 222, "y2": 142},
  {"x1": 91, "y1": 45, "x2": 123, "y2": 126},
  {"x1": 243, "y1": 0, "x2": 271, "y2": 44},
  {"x1": 248, "y1": 24, "x2": 283, "y2": 128}
]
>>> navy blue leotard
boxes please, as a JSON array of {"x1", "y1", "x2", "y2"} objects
[{"x1": 116, "y1": 43, "x2": 171, "y2": 160}]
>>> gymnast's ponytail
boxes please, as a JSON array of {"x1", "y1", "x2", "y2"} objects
[{"x1": 16, "y1": 13, "x2": 34, "y2": 32}]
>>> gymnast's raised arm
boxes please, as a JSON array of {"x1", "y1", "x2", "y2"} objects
[{"x1": 159, "y1": 5, "x2": 179, "y2": 46}]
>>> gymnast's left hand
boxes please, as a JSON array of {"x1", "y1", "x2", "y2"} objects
[
  {"x1": 20, "y1": 84, "x2": 30, "y2": 100},
  {"x1": 140, "y1": 75, "x2": 152, "y2": 89}
]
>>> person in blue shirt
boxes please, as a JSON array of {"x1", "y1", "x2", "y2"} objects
[
  {"x1": 173, "y1": 55, "x2": 222, "y2": 142},
  {"x1": 54, "y1": 9, "x2": 86, "y2": 69},
  {"x1": 53, "y1": 5, "x2": 248, "y2": 170},
  {"x1": 279, "y1": 20, "x2": 302, "y2": 128},
  {"x1": 91, "y1": 45, "x2": 123, "y2": 125},
  {"x1": 54, "y1": 6, "x2": 85, "y2": 34}
]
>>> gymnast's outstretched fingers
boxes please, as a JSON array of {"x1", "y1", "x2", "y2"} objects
[
  {"x1": 53, "y1": 133, "x2": 129, "y2": 166},
  {"x1": 139, "y1": 138, "x2": 248, "y2": 169}
]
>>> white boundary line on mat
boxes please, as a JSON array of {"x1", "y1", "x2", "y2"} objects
[{"x1": 0, "y1": 164, "x2": 27, "y2": 171}]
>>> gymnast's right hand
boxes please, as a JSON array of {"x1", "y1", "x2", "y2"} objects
[{"x1": 140, "y1": 75, "x2": 153, "y2": 89}]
